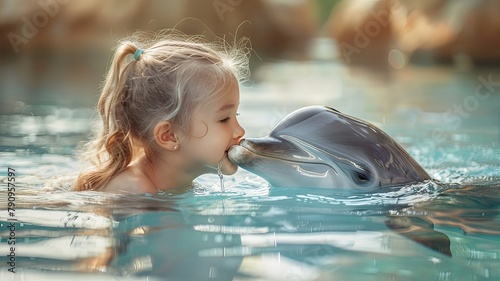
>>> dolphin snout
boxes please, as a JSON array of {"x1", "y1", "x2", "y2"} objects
[
  {"x1": 228, "y1": 143, "x2": 254, "y2": 166},
  {"x1": 238, "y1": 137, "x2": 284, "y2": 153}
]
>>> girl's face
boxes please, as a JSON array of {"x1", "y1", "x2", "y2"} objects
[{"x1": 180, "y1": 77, "x2": 245, "y2": 175}]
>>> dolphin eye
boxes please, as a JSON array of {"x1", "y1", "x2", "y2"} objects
[{"x1": 352, "y1": 171, "x2": 371, "y2": 184}]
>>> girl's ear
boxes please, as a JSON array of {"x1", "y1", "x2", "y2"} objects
[{"x1": 153, "y1": 121, "x2": 180, "y2": 151}]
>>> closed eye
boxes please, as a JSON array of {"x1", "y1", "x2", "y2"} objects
[{"x1": 219, "y1": 113, "x2": 240, "y2": 123}]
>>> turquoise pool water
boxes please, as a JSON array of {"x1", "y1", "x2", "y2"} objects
[{"x1": 1, "y1": 61, "x2": 499, "y2": 280}]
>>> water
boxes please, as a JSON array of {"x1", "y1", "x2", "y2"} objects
[
  {"x1": 0, "y1": 61, "x2": 499, "y2": 280},
  {"x1": 218, "y1": 157, "x2": 226, "y2": 193}
]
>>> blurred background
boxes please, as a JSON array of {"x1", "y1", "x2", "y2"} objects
[{"x1": 0, "y1": 0, "x2": 499, "y2": 155}]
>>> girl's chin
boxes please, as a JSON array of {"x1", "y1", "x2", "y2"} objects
[{"x1": 222, "y1": 157, "x2": 238, "y2": 175}]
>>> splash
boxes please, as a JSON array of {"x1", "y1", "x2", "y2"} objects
[{"x1": 218, "y1": 157, "x2": 225, "y2": 192}]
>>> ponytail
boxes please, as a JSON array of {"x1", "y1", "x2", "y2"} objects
[{"x1": 74, "y1": 42, "x2": 139, "y2": 191}]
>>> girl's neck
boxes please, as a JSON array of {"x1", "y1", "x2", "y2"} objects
[{"x1": 141, "y1": 153, "x2": 197, "y2": 192}]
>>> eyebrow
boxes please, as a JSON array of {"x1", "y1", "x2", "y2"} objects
[{"x1": 217, "y1": 104, "x2": 235, "y2": 112}]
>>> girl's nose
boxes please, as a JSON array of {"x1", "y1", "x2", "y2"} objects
[{"x1": 234, "y1": 120, "x2": 245, "y2": 140}]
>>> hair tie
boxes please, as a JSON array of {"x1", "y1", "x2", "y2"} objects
[{"x1": 134, "y1": 49, "x2": 144, "y2": 61}]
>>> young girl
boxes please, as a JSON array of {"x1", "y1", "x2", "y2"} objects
[{"x1": 74, "y1": 31, "x2": 250, "y2": 194}]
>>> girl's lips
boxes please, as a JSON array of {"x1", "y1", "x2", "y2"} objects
[
  {"x1": 225, "y1": 143, "x2": 239, "y2": 154},
  {"x1": 226, "y1": 139, "x2": 244, "y2": 152}
]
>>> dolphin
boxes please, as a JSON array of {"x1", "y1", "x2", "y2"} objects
[{"x1": 228, "y1": 106, "x2": 430, "y2": 190}]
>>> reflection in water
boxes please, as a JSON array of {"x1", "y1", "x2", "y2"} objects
[{"x1": 1, "y1": 176, "x2": 499, "y2": 280}]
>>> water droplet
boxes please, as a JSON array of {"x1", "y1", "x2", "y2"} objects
[{"x1": 218, "y1": 157, "x2": 225, "y2": 192}]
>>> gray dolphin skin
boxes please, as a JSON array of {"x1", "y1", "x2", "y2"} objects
[{"x1": 228, "y1": 106, "x2": 430, "y2": 190}]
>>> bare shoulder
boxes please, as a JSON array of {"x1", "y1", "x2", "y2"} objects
[{"x1": 101, "y1": 166, "x2": 155, "y2": 195}]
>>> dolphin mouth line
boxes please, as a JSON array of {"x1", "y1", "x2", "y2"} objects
[
  {"x1": 237, "y1": 142, "x2": 323, "y2": 165},
  {"x1": 234, "y1": 144, "x2": 339, "y2": 177}
]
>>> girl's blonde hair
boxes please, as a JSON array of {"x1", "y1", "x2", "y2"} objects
[{"x1": 74, "y1": 30, "x2": 250, "y2": 191}]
